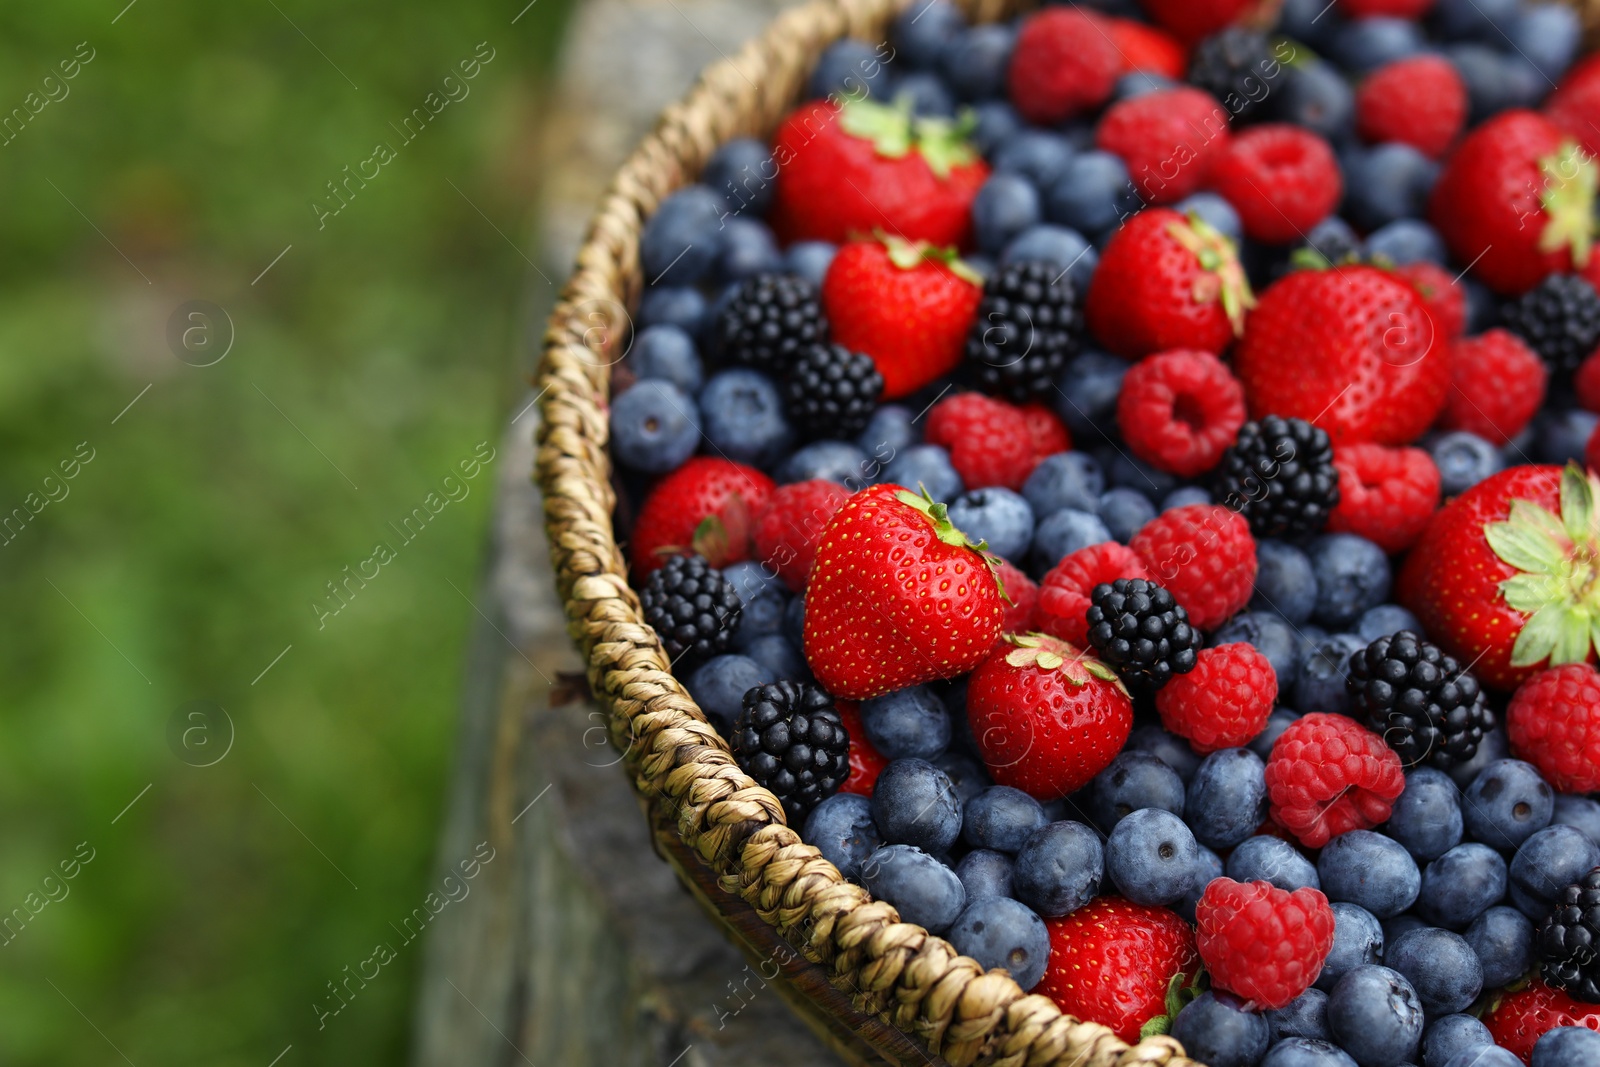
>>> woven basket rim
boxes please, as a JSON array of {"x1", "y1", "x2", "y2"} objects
[{"x1": 533, "y1": 2, "x2": 1204, "y2": 1065}]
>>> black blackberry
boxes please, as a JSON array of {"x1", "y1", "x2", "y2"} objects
[
  {"x1": 1501, "y1": 273, "x2": 1600, "y2": 377},
  {"x1": 1084, "y1": 578, "x2": 1200, "y2": 692},
  {"x1": 963, "y1": 260, "x2": 1081, "y2": 400},
  {"x1": 1540, "y1": 866, "x2": 1600, "y2": 1003},
  {"x1": 1211, "y1": 416, "x2": 1340, "y2": 540},
  {"x1": 785, "y1": 342, "x2": 884, "y2": 440},
  {"x1": 714, "y1": 272, "x2": 829, "y2": 371},
  {"x1": 1346, "y1": 630, "x2": 1495, "y2": 770},
  {"x1": 1188, "y1": 28, "x2": 1276, "y2": 123},
  {"x1": 731, "y1": 680, "x2": 851, "y2": 823},
  {"x1": 639, "y1": 554, "x2": 742, "y2": 664}
]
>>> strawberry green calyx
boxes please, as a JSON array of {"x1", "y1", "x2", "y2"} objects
[
  {"x1": 1140, "y1": 970, "x2": 1204, "y2": 1039},
  {"x1": 1537, "y1": 140, "x2": 1597, "y2": 268},
  {"x1": 1488, "y1": 463, "x2": 1600, "y2": 669},
  {"x1": 895, "y1": 484, "x2": 1012, "y2": 603},
  {"x1": 880, "y1": 232, "x2": 985, "y2": 287},
  {"x1": 1002, "y1": 633, "x2": 1127, "y2": 694},
  {"x1": 836, "y1": 95, "x2": 980, "y2": 179},
  {"x1": 1168, "y1": 212, "x2": 1257, "y2": 336}
]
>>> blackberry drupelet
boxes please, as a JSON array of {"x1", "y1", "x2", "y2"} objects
[
  {"x1": 639, "y1": 554, "x2": 742, "y2": 663},
  {"x1": 1188, "y1": 28, "x2": 1276, "y2": 123},
  {"x1": 1346, "y1": 630, "x2": 1495, "y2": 769},
  {"x1": 1539, "y1": 866, "x2": 1600, "y2": 1003},
  {"x1": 1212, "y1": 416, "x2": 1340, "y2": 539},
  {"x1": 731, "y1": 680, "x2": 851, "y2": 823},
  {"x1": 1501, "y1": 273, "x2": 1600, "y2": 377},
  {"x1": 1085, "y1": 578, "x2": 1200, "y2": 692},
  {"x1": 714, "y1": 272, "x2": 829, "y2": 371},
  {"x1": 785, "y1": 342, "x2": 884, "y2": 440},
  {"x1": 963, "y1": 260, "x2": 1081, "y2": 400}
]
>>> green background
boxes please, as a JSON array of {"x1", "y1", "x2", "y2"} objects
[{"x1": 0, "y1": 1, "x2": 573, "y2": 1063}]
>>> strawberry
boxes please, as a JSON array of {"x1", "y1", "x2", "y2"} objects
[
  {"x1": 836, "y1": 700, "x2": 888, "y2": 797},
  {"x1": 1400, "y1": 463, "x2": 1600, "y2": 691},
  {"x1": 1546, "y1": 52, "x2": 1600, "y2": 157},
  {"x1": 804, "y1": 484, "x2": 1004, "y2": 699},
  {"x1": 1035, "y1": 896, "x2": 1199, "y2": 1043},
  {"x1": 630, "y1": 457, "x2": 775, "y2": 576},
  {"x1": 1429, "y1": 109, "x2": 1598, "y2": 296},
  {"x1": 1234, "y1": 265, "x2": 1450, "y2": 445},
  {"x1": 1355, "y1": 55, "x2": 1467, "y2": 160},
  {"x1": 1141, "y1": 0, "x2": 1254, "y2": 44},
  {"x1": 769, "y1": 95, "x2": 988, "y2": 249},
  {"x1": 1392, "y1": 260, "x2": 1466, "y2": 340},
  {"x1": 821, "y1": 236, "x2": 984, "y2": 399},
  {"x1": 1105, "y1": 17, "x2": 1187, "y2": 80},
  {"x1": 1483, "y1": 979, "x2": 1600, "y2": 1062},
  {"x1": 996, "y1": 558, "x2": 1039, "y2": 633},
  {"x1": 1086, "y1": 208, "x2": 1255, "y2": 360},
  {"x1": 966, "y1": 633, "x2": 1133, "y2": 799}
]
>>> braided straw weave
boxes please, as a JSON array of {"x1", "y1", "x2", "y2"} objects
[{"x1": 535, "y1": 1, "x2": 1203, "y2": 1063}]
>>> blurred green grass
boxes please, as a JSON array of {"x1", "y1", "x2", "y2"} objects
[{"x1": 0, "y1": 1, "x2": 573, "y2": 1063}]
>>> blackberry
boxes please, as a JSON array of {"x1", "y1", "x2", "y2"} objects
[
  {"x1": 713, "y1": 272, "x2": 828, "y2": 372},
  {"x1": 1346, "y1": 630, "x2": 1495, "y2": 770},
  {"x1": 731, "y1": 679, "x2": 851, "y2": 823},
  {"x1": 785, "y1": 342, "x2": 884, "y2": 440},
  {"x1": 1211, "y1": 416, "x2": 1340, "y2": 540},
  {"x1": 639, "y1": 554, "x2": 742, "y2": 664},
  {"x1": 1188, "y1": 28, "x2": 1276, "y2": 123},
  {"x1": 1539, "y1": 866, "x2": 1600, "y2": 1003},
  {"x1": 1501, "y1": 273, "x2": 1600, "y2": 377},
  {"x1": 1085, "y1": 578, "x2": 1200, "y2": 692},
  {"x1": 963, "y1": 260, "x2": 1081, "y2": 400}
]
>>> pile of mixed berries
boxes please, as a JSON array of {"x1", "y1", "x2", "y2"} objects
[{"x1": 605, "y1": 0, "x2": 1600, "y2": 1062}]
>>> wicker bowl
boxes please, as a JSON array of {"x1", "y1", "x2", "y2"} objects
[{"x1": 535, "y1": 1, "x2": 1210, "y2": 1064}]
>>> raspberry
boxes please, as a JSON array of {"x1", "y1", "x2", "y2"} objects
[
  {"x1": 1196, "y1": 878, "x2": 1336, "y2": 1010},
  {"x1": 1507, "y1": 663, "x2": 1600, "y2": 793},
  {"x1": 1326, "y1": 443, "x2": 1441, "y2": 554},
  {"x1": 1392, "y1": 260, "x2": 1466, "y2": 340},
  {"x1": 1264, "y1": 712, "x2": 1406, "y2": 848},
  {"x1": 1579, "y1": 348, "x2": 1600, "y2": 412},
  {"x1": 996, "y1": 558, "x2": 1038, "y2": 634},
  {"x1": 751, "y1": 479, "x2": 850, "y2": 592},
  {"x1": 924, "y1": 392, "x2": 1038, "y2": 491},
  {"x1": 1212, "y1": 125, "x2": 1342, "y2": 244},
  {"x1": 1129, "y1": 503, "x2": 1257, "y2": 631},
  {"x1": 1037, "y1": 542, "x2": 1152, "y2": 646},
  {"x1": 1155, "y1": 642, "x2": 1277, "y2": 753},
  {"x1": 1019, "y1": 401, "x2": 1071, "y2": 459},
  {"x1": 1007, "y1": 9, "x2": 1121, "y2": 125},
  {"x1": 630, "y1": 457, "x2": 775, "y2": 575},
  {"x1": 1095, "y1": 87, "x2": 1231, "y2": 205},
  {"x1": 1440, "y1": 329, "x2": 1549, "y2": 445},
  {"x1": 1116, "y1": 349, "x2": 1247, "y2": 478},
  {"x1": 836, "y1": 699, "x2": 887, "y2": 797},
  {"x1": 1104, "y1": 17, "x2": 1187, "y2": 79},
  {"x1": 1141, "y1": 0, "x2": 1252, "y2": 44},
  {"x1": 1355, "y1": 55, "x2": 1468, "y2": 160}
]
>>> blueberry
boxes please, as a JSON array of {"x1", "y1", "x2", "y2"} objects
[
  {"x1": 1447, "y1": 43, "x2": 1539, "y2": 123},
  {"x1": 1510, "y1": 824, "x2": 1600, "y2": 919},
  {"x1": 1102, "y1": 448, "x2": 1179, "y2": 499},
  {"x1": 973, "y1": 173, "x2": 1041, "y2": 256},
  {"x1": 1022, "y1": 451, "x2": 1104, "y2": 516},
  {"x1": 1318, "y1": 903, "x2": 1385, "y2": 993},
  {"x1": 1534, "y1": 409, "x2": 1600, "y2": 466},
  {"x1": 1319, "y1": 831, "x2": 1420, "y2": 919},
  {"x1": 629, "y1": 325, "x2": 703, "y2": 394},
  {"x1": 1444, "y1": 1046, "x2": 1523, "y2": 1067},
  {"x1": 1462, "y1": 759, "x2": 1554, "y2": 850},
  {"x1": 687, "y1": 654, "x2": 774, "y2": 735},
  {"x1": 971, "y1": 100, "x2": 1022, "y2": 155},
  {"x1": 1464, "y1": 905, "x2": 1534, "y2": 991},
  {"x1": 1429, "y1": 431, "x2": 1505, "y2": 497},
  {"x1": 1186, "y1": 748, "x2": 1267, "y2": 850},
  {"x1": 1173, "y1": 192, "x2": 1242, "y2": 244},
  {"x1": 1328, "y1": 17, "x2": 1425, "y2": 73},
  {"x1": 1327, "y1": 965, "x2": 1424, "y2": 1067},
  {"x1": 1294, "y1": 633, "x2": 1364, "y2": 716},
  {"x1": 1105, "y1": 807, "x2": 1199, "y2": 906},
  {"x1": 1046, "y1": 151, "x2": 1140, "y2": 239},
  {"x1": 884, "y1": 444, "x2": 963, "y2": 502},
  {"x1": 1308, "y1": 534, "x2": 1392, "y2": 629},
  {"x1": 640, "y1": 185, "x2": 725, "y2": 285},
  {"x1": 807, "y1": 39, "x2": 893, "y2": 101},
  {"x1": 703, "y1": 137, "x2": 775, "y2": 218},
  {"x1": 1269, "y1": 988, "x2": 1331, "y2": 1043},
  {"x1": 1446, "y1": 725, "x2": 1509, "y2": 791},
  {"x1": 610, "y1": 380, "x2": 701, "y2": 473},
  {"x1": 1011, "y1": 820, "x2": 1103, "y2": 917},
  {"x1": 1553, "y1": 794, "x2": 1600, "y2": 848},
  {"x1": 715, "y1": 217, "x2": 781, "y2": 282},
  {"x1": 1463, "y1": 278, "x2": 1498, "y2": 334},
  {"x1": 1385, "y1": 768, "x2": 1464, "y2": 863},
  {"x1": 1171, "y1": 992, "x2": 1271, "y2": 1067},
  {"x1": 1383, "y1": 911, "x2": 1428, "y2": 948},
  {"x1": 871, "y1": 758, "x2": 963, "y2": 853},
  {"x1": 1386, "y1": 927, "x2": 1483, "y2": 1016},
  {"x1": 1091, "y1": 751, "x2": 1186, "y2": 831},
  {"x1": 1280, "y1": 0, "x2": 1341, "y2": 46},
  {"x1": 1422, "y1": 1014, "x2": 1493, "y2": 1067},
  {"x1": 999, "y1": 225, "x2": 1098, "y2": 293},
  {"x1": 1051, "y1": 353, "x2": 1126, "y2": 441},
  {"x1": 1303, "y1": 215, "x2": 1362, "y2": 265},
  {"x1": 1252, "y1": 540, "x2": 1319, "y2": 625},
  {"x1": 937, "y1": 24, "x2": 1015, "y2": 101},
  {"x1": 1416, "y1": 843, "x2": 1507, "y2": 929},
  {"x1": 737, "y1": 632, "x2": 808, "y2": 682},
  {"x1": 1261, "y1": 1039, "x2": 1358, "y2": 1067},
  {"x1": 1175, "y1": 844, "x2": 1223, "y2": 924},
  {"x1": 1126, "y1": 723, "x2": 1202, "y2": 783},
  {"x1": 860, "y1": 685, "x2": 950, "y2": 762},
  {"x1": 860, "y1": 843, "x2": 966, "y2": 933},
  {"x1": 947, "y1": 896, "x2": 1051, "y2": 990},
  {"x1": 1430, "y1": 0, "x2": 1519, "y2": 42},
  {"x1": 1113, "y1": 70, "x2": 1176, "y2": 101},
  {"x1": 956, "y1": 848, "x2": 1014, "y2": 902},
  {"x1": 1162, "y1": 485, "x2": 1213, "y2": 511},
  {"x1": 1507, "y1": 3, "x2": 1581, "y2": 82},
  {"x1": 896, "y1": 71, "x2": 957, "y2": 117},
  {"x1": 775, "y1": 440, "x2": 872, "y2": 488},
  {"x1": 1030, "y1": 508, "x2": 1112, "y2": 573},
  {"x1": 1096, "y1": 488, "x2": 1157, "y2": 544},
  {"x1": 993, "y1": 131, "x2": 1076, "y2": 191},
  {"x1": 698, "y1": 369, "x2": 794, "y2": 468},
  {"x1": 1275, "y1": 59, "x2": 1354, "y2": 142},
  {"x1": 1355, "y1": 604, "x2": 1424, "y2": 643},
  {"x1": 803, "y1": 792, "x2": 883, "y2": 880},
  {"x1": 782, "y1": 594, "x2": 806, "y2": 648},
  {"x1": 1532, "y1": 1026, "x2": 1600, "y2": 1067},
  {"x1": 1228, "y1": 835, "x2": 1320, "y2": 892},
  {"x1": 1343, "y1": 143, "x2": 1439, "y2": 231},
  {"x1": 948, "y1": 488, "x2": 1035, "y2": 563},
  {"x1": 1249, "y1": 708, "x2": 1301, "y2": 761},
  {"x1": 781, "y1": 240, "x2": 836, "y2": 289},
  {"x1": 890, "y1": 0, "x2": 964, "y2": 69},
  {"x1": 637, "y1": 285, "x2": 708, "y2": 335},
  {"x1": 934, "y1": 749, "x2": 990, "y2": 806},
  {"x1": 1213, "y1": 610, "x2": 1303, "y2": 691},
  {"x1": 723, "y1": 558, "x2": 783, "y2": 605},
  {"x1": 1365, "y1": 219, "x2": 1447, "y2": 267},
  {"x1": 964, "y1": 786, "x2": 1048, "y2": 853},
  {"x1": 855, "y1": 403, "x2": 919, "y2": 459}
]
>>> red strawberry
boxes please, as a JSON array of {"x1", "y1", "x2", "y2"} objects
[
  {"x1": 1355, "y1": 55, "x2": 1467, "y2": 160},
  {"x1": 925, "y1": 392, "x2": 1038, "y2": 491},
  {"x1": 1141, "y1": 0, "x2": 1254, "y2": 43},
  {"x1": 1086, "y1": 208, "x2": 1256, "y2": 360},
  {"x1": 966, "y1": 633, "x2": 1133, "y2": 800},
  {"x1": 836, "y1": 700, "x2": 888, "y2": 797},
  {"x1": 1484, "y1": 980, "x2": 1600, "y2": 1062},
  {"x1": 1007, "y1": 9, "x2": 1121, "y2": 124},
  {"x1": 1392, "y1": 260, "x2": 1466, "y2": 340},
  {"x1": 1105, "y1": 17, "x2": 1187, "y2": 79},
  {"x1": 1035, "y1": 897, "x2": 1198, "y2": 1043},
  {"x1": 1590, "y1": 420, "x2": 1600, "y2": 472},
  {"x1": 1339, "y1": 0, "x2": 1433, "y2": 14},
  {"x1": 1429, "y1": 109, "x2": 1598, "y2": 296},
  {"x1": 1327, "y1": 443, "x2": 1441, "y2": 554},
  {"x1": 996, "y1": 558, "x2": 1039, "y2": 633},
  {"x1": 804, "y1": 484, "x2": 1004, "y2": 699},
  {"x1": 1546, "y1": 52, "x2": 1600, "y2": 157},
  {"x1": 1234, "y1": 265, "x2": 1450, "y2": 446},
  {"x1": 1096, "y1": 88, "x2": 1232, "y2": 205},
  {"x1": 1212, "y1": 125, "x2": 1342, "y2": 245},
  {"x1": 1578, "y1": 348, "x2": 1600, "y2": 412},
  {"x1": 1400, "y1": 464, "x2": 1600, "y2": 691},
  {"x1": 752, "y1": 479, "x2": 851, "y2": 592},
  {"x1": 1440, "y1": 329, "x2": 1548, "y2": 445},
  {"x1": 770, "y1": 96, "x2": 988, "y2": 248},
  {"x1": 630, "y1": 457, "x2": 775, "y2": 575},
  {"x1": 822, "y1": 236, "x2": 983, "y2": 399}
]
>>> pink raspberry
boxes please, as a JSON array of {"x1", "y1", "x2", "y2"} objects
[
  {"x1": 996, "y1": 558, "x2": 1039, "y2": 635},
  {"x1": 1128, "y1": 504, "x2": 1257, "y2": 631},
  {"x1": 1155, "y1": 643, "x2": 1277, "y2": 753},
  {"x1": 1116, "y1": 349, "x2": 1247, "y2": 478},
  {"x1": 1355, "y1": 55, "x2": 1467, "y2": 160},
  {"x1": 1507, "y1": 664, "x2": 1600, "y2": 793},
  {"x1": 1326, "y1": 443, "x2": 1441, "y2": 554},
  {"x1": 1036, "y1": 542, "x2": 1152, "y2": 646},
  {"x1": 924, "y1": 392, "x2": 1038, "y2": 491},
  {"x1": 1211, "y1": 125, "x2": 1342, "y2": 244},
  {"x1": 1441, "y1": 329, "x2": 1548, "y2": 445},
  {"x1": 1264, "y1": 713, "x2": 1406, "y2": 848},
  {"x1": 1196, "y1": 878, "x2": 1336, "y2": 1010}
]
